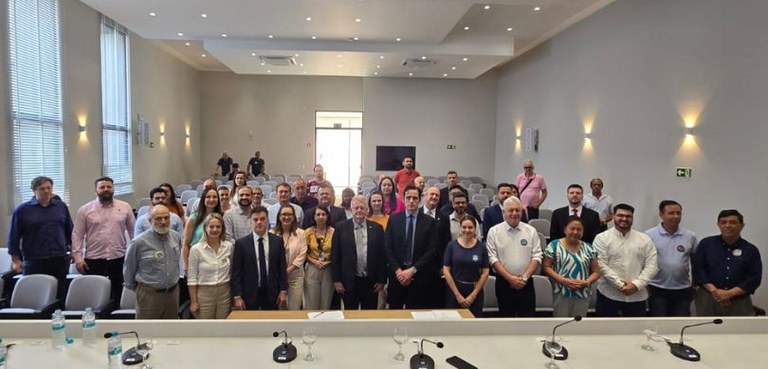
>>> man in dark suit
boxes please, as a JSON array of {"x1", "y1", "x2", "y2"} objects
[
  {"x1": 231, "y1": 206, "x2": 288, "y2": 310},
  {"x1": 331, "y1": 195, "x2": 387, "y2": 309},
  {"x1": 303, "y1": 183, "x2": 346, "y2": 228},
  {"x1": 549, "y1": 184, "x2": 602, "y2": 243},
  {"x1": 483, "y1": 183, "x2": 517, "y2": 239},
  {"x1": 437, "y1": 170, "x2": 460, "y2": 210},
  {"x1": 439, "y1": 185, "x2": 482, "y2": 223},
  {"x1": 385, "y1": 185, "x2": 440, "y2": 309}
]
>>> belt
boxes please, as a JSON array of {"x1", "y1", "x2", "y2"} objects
[{"x1": 143, "y1": 283, "x2": 178, "y2": 294}]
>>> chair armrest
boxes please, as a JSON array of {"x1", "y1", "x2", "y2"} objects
[
  {"x1": 754, "y1": 305, "x2": 766, "y2": 316},
  {"x1": 38, "y1": 299, "x2": 61, "y2": 317}
]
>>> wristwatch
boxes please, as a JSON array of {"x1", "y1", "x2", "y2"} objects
[{"x1": 520, "y1": 274, "x2": 530, "y2": 282}]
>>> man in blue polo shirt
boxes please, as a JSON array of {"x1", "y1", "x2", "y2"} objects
[
  {"x1": 693, "y1": 209, "x2": 762, "y2": 316},
  {"x1": 7, "y1": 176, "x2": 73, "y2": 298},
  {"x1": 645, "y1": 200, "x2": 698, "y2": 316}
]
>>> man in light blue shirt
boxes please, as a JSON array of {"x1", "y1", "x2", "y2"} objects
[
  {"x1": 134, "y1": 187, "x2": 184, "y2": 236},
  {"x1": 644, "y1": 200, "x2": 698, "y2": 316}
]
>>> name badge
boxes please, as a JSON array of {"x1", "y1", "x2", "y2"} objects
[
  {"x1": 472, "y1": 254, "x2": 479, "y2": 262},
  {"x1": 155, "y1": 251, "x2": 165, "y2": 260},
  {"x1": 676, "y1": 245, "x2": 686, "y2": 252},
  {"x1": 732, "y1": 249, "x2": 742, "y2": 257},
  {"x1": 520, "y1": 239, "x2": 528, "y2": 246}
]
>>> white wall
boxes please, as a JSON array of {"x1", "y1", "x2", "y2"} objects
[
  {"x1": 495, "y1": 0, "x2": 768, "y2": 307},
  {"x1": 1, "y1": 0, "x2": 201, "y2": 241},
  {"x1": 199, "y1": 73, "x2": 498, "y2": 183}
]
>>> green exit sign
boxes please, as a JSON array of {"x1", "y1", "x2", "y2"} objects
[{"x1": 676, "y1": 167, "x2": 692, "y2": 178}]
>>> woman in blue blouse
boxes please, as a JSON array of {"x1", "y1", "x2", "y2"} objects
[{"x1": 443, "y1": 215, "x2": 490, "y2": 317}]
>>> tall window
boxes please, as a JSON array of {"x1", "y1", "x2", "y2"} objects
[
  {"x1": 100, "y1": 16, "x2": 132, "y2": 195},
  {"x1": 315, "y1": 111, "x2": 362, "y2": 193},
  {"x1": 7, "y1": 0, "x2": 67, "y2": 204}
]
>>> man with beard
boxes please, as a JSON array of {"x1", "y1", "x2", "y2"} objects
[
  {"x1": 482, "y1": 183, "x2": 517, "y2": 239},
  {"x1": 290, "y1": 177, "x2": 318, "y2": 214},
  {"x1": 268, "y1": 182, "x2": 304, "y2": 228},
  {"x1": 225, "y1": 186, "x2": 255, "y2": 242},
  {"x1": 123, "y1": 205, "x2": 182, "y2": 319},
  {"x1": 135, "y1": 187, "x2": 184, "y2": 235},
  {"x1": 341, "y1": 187, "x2": 356, "y2": 220},
  {"x1": 549, "y1": 184, "x2": 601, "y2": 243},
  {"x1": 438, "y1": 171, "x2": 460, "y2": 210},
  {"x1": 393, "y1": 156, "x2": 420, "y2": 198},
  {"x1": 72, "y1": 176, "x2": 136, "y2": 300},
  {"x1": 594, "y1": 203, "x2": 658, "y2": 317}
]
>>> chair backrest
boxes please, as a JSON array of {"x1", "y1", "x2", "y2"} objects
[
  {"x1": 483, "y1": 275, "x2": 498, "y2": 310},
  {"x1": 472, "y1": 194, "x2": 489, "y2": 204},
  {"x1": 186, "y1": 198, "x2": 200, "y2": 217},
  {"x1": 176, "y1": 184, "x2": 193, "y2": 193},
  {"x1": 271, "y1": 175, "x2": 286, "y2": 183},
  {"x1": 196, "y1": 184, "x2": 206, "y2": 196},
  {"x1": 479, "y1": 188, "x2": 495, "y2": 198},
  {"x1": 65, "y1": 275, "x2": 111, "y2": 310},
  {"x1": 11, "y1": 274, "x2": 57, "y2": 310},
  {"x1": 538, "y1": 232, "x2": 548, "y2": 253},
  {"x1": 469, "y1": 183, "x2": 484, "y2": 193},
  {"x1": 137, "y1": 206, "x2": 150, "y2": 218},
  {"x1": 259, "y1": 184, "x2": 273, "y2": 195},
  {"x1": 529, "y1": 219, "x2": 551, "y2": 237},
  {"x1": 538, "y1": 208, "x2": 554, "y2": 223},
  {"x1": 533, "y1": 275, "x2": 554, "y2": 314},
  {"x1": 136, "y1": 198, "x2": 151, "y2": 208},
  {"x1": 263, "y1": 198, "x2": 278, "y2": 206},
  {"x1": 246, "y1": 180, "x2": 259, "y2": 187},
  {"x1": 180, "y1": 190, "x2": 198, "y2": 204},
  {"x1": 119, "y1": 287, "x2": 136, "y2": 309},
  {"x1": 471, "y1": 201, "x2": 487, "y2": 214},
  {"x1": 0, "y1": 251, "x2": 12, "y2": 274}
]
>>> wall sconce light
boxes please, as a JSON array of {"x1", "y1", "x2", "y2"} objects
[
  {"x1": 185, "y1": 132, "x2": 190, "y2": 139},
  {"x1": 160, "y1": 131, "x2": 165, "y2": 137},
  {"x1": 685, "y1": 126, "x2": 695, "y2": 136},
  {"x1": 78, "y1": 124, "x2": 86, "y2": 133},
  {"x1": 585, "y1": 132, "x2": 592, "y2": 140}
]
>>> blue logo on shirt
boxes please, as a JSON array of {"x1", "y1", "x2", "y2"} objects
[{"x1": 520, "y1": 239, "x2": 528, "y2": 246}]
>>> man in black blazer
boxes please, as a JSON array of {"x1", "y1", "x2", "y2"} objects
[
  {"x1": 437, "y1": 170, "x2": 460, "y2": 210},
  {"x1": 331, "y1": 195, "x2": 386, "y2": 309},
  {"x1": 439, "y1": 185, "x2": 482, "y2": 222},
  {"x1": 483, "y1": 183, "x2": 519, "y2": 239},
  {"x1": 385, "y1": 185, "x2": 440, "y2": 309},
  {"x1": 231, "y1": 206, "x2": 288, "y2": 310},
  {"x1": 549, "y1": 184, "x2": 602, "y2": 243},
  {"x1": 302, "y1": 182, "x2": 347, "y2": 228}
]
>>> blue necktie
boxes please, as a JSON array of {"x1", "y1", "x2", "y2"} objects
[
  {"x1": 258, "y1": 237, "x2": 268, "y2": 289},
  {"x1": 404, "y1": 214, "x2": 414, "y2": 266}
]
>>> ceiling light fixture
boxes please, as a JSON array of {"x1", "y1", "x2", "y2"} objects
[
  {"x1": 374, "y1": 72, "x2": 378, "y2": 76},
  {"x1": 443, "y1": 73, "x2": 448, "y2": 77},
  {"x1": 260, "y1": 62, "x2": 265, "y2": 66},
  {"x1": 184, "y1": 42, "x2": 191, "y2": 46},
  {"x1": 534, "y1": 6, "x2": 541, "y2": 11},
  {"x1": 201, "y1": 54, "x2": 207, "y2": 58},
  {"x1": 379, "y1": 55, "x2": 385, "y2": 59},
  {"x1": 353, "y1": 37, "x2": 359, "y2": 41},
  {"x1": 306, "y1": 17, "x2": 312, "y2": 21},
  {"x1": 268, "y1": 34, "x2": 274, "y2": 39},
  {"x1": 421, "y1": 56, "x2": 427, "y2": 60},
  {"x1": 462, "y1": 57, "x2": 468, "y2": 61},
  {"x1": 464, "y1": 26, "x2": 470, "y2": 31},
  {"x1": 408, "y1": 72, "x2": 413, "y2": 76},
  {"x1": 395, "y1": 37, "x2": 401, "y2": 42},
  {"x1": 484, "y1": 5, "x2": 491, "y2": 10},
  {"x1": 251, "y1": 53, "x2": 257, "y2": 56},
  {"x1": 355, "y1": 18, "x2": 362, "y2": 23},
  {"x1": 221, "y1": 33, "x2": 227, "y2": 37},
  {"x1": 451, "y1": 66, "x2": 457, "y2": 70},
  {"x1": 299, "y1": 63, "x2": 304, "y2": 67},
  {"x1": 294, "y1": 53, "x2": 300, "y2": 57},
  {"x1": 507, "y1": 27, "x2": 513, "y2": 32},
  {"x1": 303, "y1": 71, "x2": 307, "y2": 74},
  {"x1": 267, "y1": 70, "x2": 271, "y2": 73},
  {"x1": 337, "y1": 54, "x2": 342, "y2": 58},
  {"x1": 376, "y1": 65, "x2": 381, "y2": 69},
  {"x1": 149, "y1": 12, "x2": 156, "y2": 17},
  {"x1": 311, "y1": 36, "x2": 317, "y2": 40},
  {"x1": 200, "y1": 13, "x2": 207, "y2": 18},
  {"x1": 177, "y1": 32, "x2": 184, "y2": 36}
]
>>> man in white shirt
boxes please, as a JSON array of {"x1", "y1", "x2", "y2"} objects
[
  {"x1": 486, "y1": 196, "x2": 542, "y2": 317},
  {"x1": 594, "y1": 203, "x2": 658, "y2": 317},
  {"x1": 582, "y1": 178, "x2": 613, "y2": 232}
]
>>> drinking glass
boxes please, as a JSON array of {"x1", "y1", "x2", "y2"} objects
[
  {"x1": 137, "y1": 338, "x2": 154, "y2": 369},
  {"x1": 393, "y1": 327, "x2": 409, "y2": 361},
  {"x1": 302, "y1": 327, "x2": 318, "y2": 361},
  {"x1": 641, "y1": 322, "x2": 658, "y2": 351},
  {"x1": 544, "y1": 337, "x2": 562, "y2": 369}
]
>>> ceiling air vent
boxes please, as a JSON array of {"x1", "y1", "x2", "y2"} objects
[
  {"x1": 259, "y1": 56, "x2": 296, "y2": 66},
  {"x1": 402, "y1": 58, "x2": 436, "y2": 69}
]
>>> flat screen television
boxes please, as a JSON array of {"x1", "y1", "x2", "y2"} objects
[{"x1": 375, "y1": 146, "x2": 416, "y2": 171}]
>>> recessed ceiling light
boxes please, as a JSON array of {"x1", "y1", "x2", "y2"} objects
[
  {"x1": 337, "y1": 64, "x2": 343, "y2": 67},
  {"x1": 267, "y1": 70, "x2": 271, "y2": 73},
  {"x1": 353, "y1": 37, "x2": 359, "y2": 41},
  {"x1": 294, "y1": 53, "x2": 300, "y2": 57},
  {"x1": 464, "y1": 26, "x2": 470, "y2": 31},
  {"x1": 221, "y1": 33, "x2": 227, "y2": 37},
  {"x1": 184, "y1": 42, "x2": 190, "y2": 46},
  {"x1": 376, "y1": 65, "x2": 381, "y2": 69},
  {"x1": 379, "y1": 55, "x2": 385, "y2": 59},
  {"x1": 354, "y1": 18, "x2": 362, "y2": 23},
  {"x1": 534, "y1": 6, "x2": 541, "y2": 11},
  {"x1": 506, "y1": 27, "x2": 513, "y2": 32},
  {"x1": 177, "y1": 32, "x2": 184, "y2": 37},
  {"x1": 303, "y1": 71, "x2": 307, "y2": 74},
  {"x1": 451, "y1": 66, "x2": 457, "y2": 70},
  {"x1": 421, "y1": 56, "x2": 427, "y2": 60},
  {"x1": 484, "y1": 5, "x2": 491, "y2": 10},
  {"x1": 200, "y1": 13, "x2": 207, "y2": 18},
  {"x1": 395, "y1": 37, "x2": 401, "y2": 42},
  {"x1": 251, "y1": 52, "x2": 257, "y2": 56},
  {"x1": 374, "y1": 72, "x2": 378, "y2": 76},
  {"x1": 149, "y1": 12, "x2": 156, "y2": 17},
  {"x1": 201, "y1": 54, "x2": 207, "y2": 58},
  {"x1": 306, "y1": 17, "x2": 312, "y2": 21},
  {"x1": 268, "y1": 34, "x2": 274, "y2": 39},
  {"x1": 408, "y1": 72, "x2": 413, "y2": 76},
  {"x1": 462, "y1": 57, "x2": 468, "y2": 61},
  {"x1": 311, "y1": 36, "x2": 317, "y2": 40},
  {"x1": 443, "y1": 73, "x2": 448, "y2": 77},
  {"x1": 260, "y1": 62, "x2": 265, "y2": 66},
  {"x1": 299, "y1": 63, "x2": 304, "y2": 67}
]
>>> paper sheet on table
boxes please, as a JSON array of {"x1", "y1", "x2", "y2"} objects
[
  {"x1": 411, "y1": 310, "x2": 463, "y2": 320},
  {"x1": 307, "y1": 311, "x2": 345, "y2": 320}
]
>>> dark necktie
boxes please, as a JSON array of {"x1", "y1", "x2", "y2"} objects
[
  {"x1": 572, "y1": 208, "x2": 578, "y2": 217},
  {"x1": 404, "y1": 214, "x2": 414, "y2": 266},
  {"x1": 258, "y1": 237, "x2": 268, "y2": 289}
]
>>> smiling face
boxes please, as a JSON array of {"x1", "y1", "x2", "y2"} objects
[
  {"x1": 614, "y1": 209, "x2": 634, "y2": 232},
  {"x1": 460, "y1": 218, "x2": 476, "y2": 239},
  {"x1": 718, "y1": 215, "x2": 744, "y2": 240},
  {"x1": 205, "y1": 217, "x2": 223, "y2": 240}
]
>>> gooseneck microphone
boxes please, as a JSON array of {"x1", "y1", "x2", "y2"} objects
[
  {"x1": 271, "y1": 331, "x2": 297, "y2": 363},
  {"x1": 103, "y1": 331, "x2": 151, "y2": 365},
  {"x1": 542, "y1": 316, "x2": 582, "y2": 360},
  {"x1": 668, "y1": 319, "x2": 723, "y2": 362},
  {"x1": 410, "y1": 339, "x2": 444, "y2": 369}
]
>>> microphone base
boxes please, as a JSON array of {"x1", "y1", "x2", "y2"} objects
[
  {"x1": 122, "y1": 347, "x2": 148, "y2": 366},
  {"x1": 669, "y1": 343, "x2": 701, "y2": 362},
  {"x1": 542, "y1": 343, "x2": 569, "y2": 360},
  {"x1": 273, "y1": 343, "x2": 297, "y2": 363},
  {"x1": 410, "y1": 353, "x2": 436, "y2": 369}
]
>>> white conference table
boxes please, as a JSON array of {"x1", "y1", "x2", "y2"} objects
[{"x1": 1, "y1": 316, "x2": 765, "y2": 369}]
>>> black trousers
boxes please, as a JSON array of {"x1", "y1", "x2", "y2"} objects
[
  {"x1": 648, "y1": 286, "x2": 692, "y2": 317},
  {"x1": 595, "y1": 290, "x2": 647, "y2": 317},
  {"x1": 445, "y1": 280, "x2": 484, "y2": 317},
  {"x1": 495, "y1": 277, "x2": 535, "y2": 317},
  {"x1": 388, "y1": 272, "x2": 440, "y2": 309},
  {"x1": 343, "y1": 276, "x2": 378, "y2": 310},
  {"x1": 23, "y1": 256, "x2": 70, "y2": 299},
  {"x1": 526, "y1": 207, "x2": 539, "y2": 220},
  {"x1": 84, "y1": 257, "x2": 124, "y2": 301}
]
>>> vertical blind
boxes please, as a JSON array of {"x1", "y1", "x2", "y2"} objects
[
  {"x1": 100, "y1": 16, "x2": 132, "y2": 195},
  {"x1": 7, "y1": 0, "x2": 67, "y2": 205}
]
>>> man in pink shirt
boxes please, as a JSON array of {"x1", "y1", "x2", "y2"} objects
[
  {"x1": 393, "y1": 156, "x2": 420, "y2": 198},
  {"x1": 72, "y1": 176, "x2": 136, "y2": 300},
  {"x1": 514, "y1": 159, "x2": 548, "y2": 220}
]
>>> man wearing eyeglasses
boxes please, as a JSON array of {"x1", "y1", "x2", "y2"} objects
[{"x1": 514, "y1": 160, "x2": 548, "y2": 220}]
